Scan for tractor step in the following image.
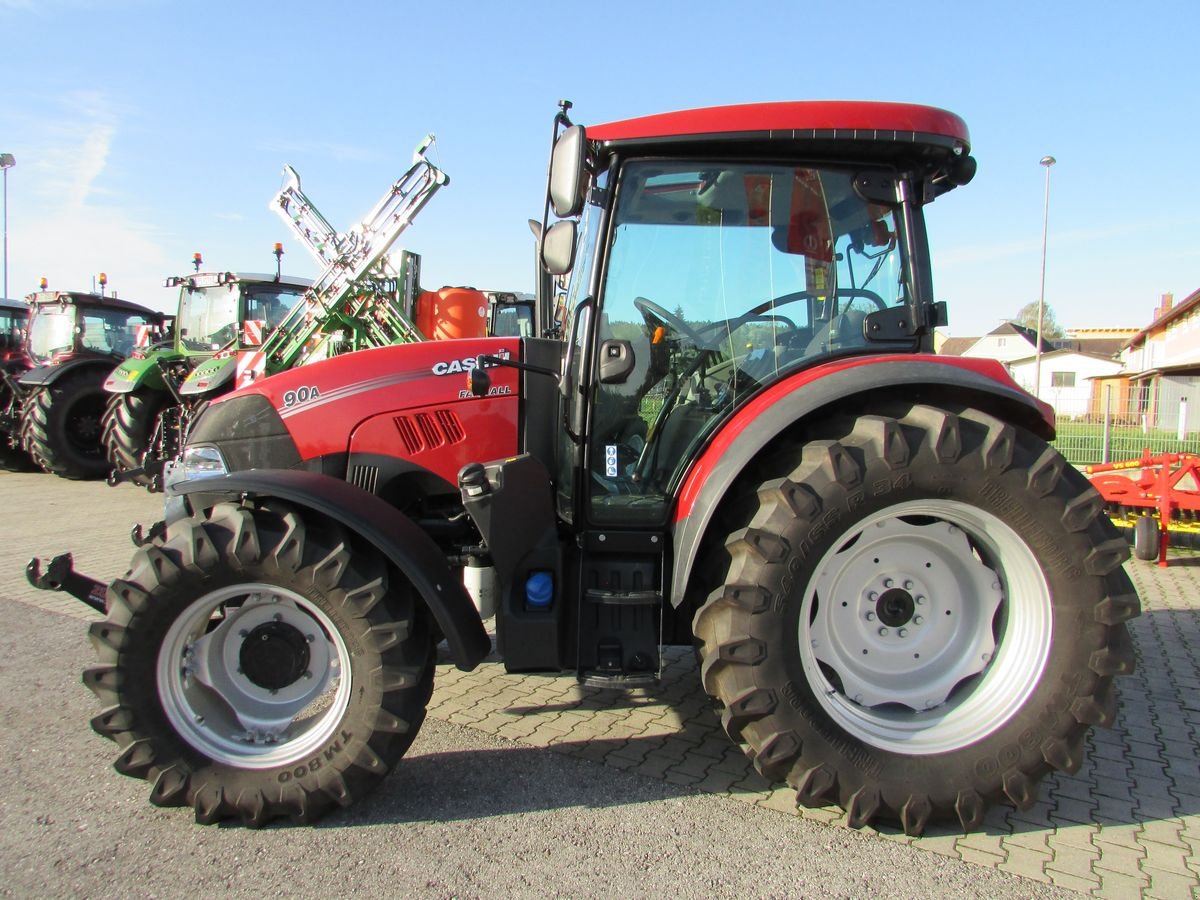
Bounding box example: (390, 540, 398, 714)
(25, 553, 107, 613)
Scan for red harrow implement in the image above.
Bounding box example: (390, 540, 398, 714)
(1085, 451, 1200, 566)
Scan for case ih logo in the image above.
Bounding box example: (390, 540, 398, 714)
(430, 349, 510, 376)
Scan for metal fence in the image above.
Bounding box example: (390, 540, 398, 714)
(1050, 377, 1200, 467)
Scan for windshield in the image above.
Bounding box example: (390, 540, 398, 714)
(588, 160, 911, 523)
(28, 306, 75, 362)
(179, 284, 240, 351)
(178, 283, 305, 351)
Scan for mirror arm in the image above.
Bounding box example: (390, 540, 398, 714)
(478, 354, 560, 382)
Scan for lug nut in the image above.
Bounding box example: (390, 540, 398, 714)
(866, 612, 876, 621)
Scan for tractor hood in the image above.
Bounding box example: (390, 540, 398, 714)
(182, 337, 524, 489)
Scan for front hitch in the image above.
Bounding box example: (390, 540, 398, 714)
(25, 554, 108, 614)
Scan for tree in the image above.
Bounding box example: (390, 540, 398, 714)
(1012, 301, 1065, 341)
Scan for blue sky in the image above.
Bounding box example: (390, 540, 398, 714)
(1, 0, 1196, 337)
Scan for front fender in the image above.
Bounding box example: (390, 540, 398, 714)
(669, 354, 1054, 608)
(169, 469, 491, 670)
(105, 353, 170, 393)
(180, 354, 235, 397)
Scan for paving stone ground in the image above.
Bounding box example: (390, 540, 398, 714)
(4, 472, 1198, 898)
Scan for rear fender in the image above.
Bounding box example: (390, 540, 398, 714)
(170, 469, 491, 670)
(18, 357, 116, 388)
(669, 354, 1054, 609)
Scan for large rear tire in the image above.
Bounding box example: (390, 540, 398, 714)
(23, 370, 109, 479)
(102, 389, 171, 487)
(84, 501, 434, 825)
(693, 403, 1140, 835)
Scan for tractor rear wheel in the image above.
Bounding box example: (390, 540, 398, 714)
(23, 371, 110, 479)
(693, 402, 1139, 835)
(84, 501, 434, 825)
(102, 389, 171, 486)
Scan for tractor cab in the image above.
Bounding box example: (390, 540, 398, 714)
(167, 271, 311, 356)
(24, 290, 167, 368)
(465, 101, 979, 682)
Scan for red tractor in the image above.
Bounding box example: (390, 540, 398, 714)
(41, 101, 1139, 834)
(0, 296, 33, 468)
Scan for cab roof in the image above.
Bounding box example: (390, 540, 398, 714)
(588, 100, 970, 155)
(25, 290, 164, 318)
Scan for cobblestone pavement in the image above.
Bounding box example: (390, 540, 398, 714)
(5, 472, 1199, 898)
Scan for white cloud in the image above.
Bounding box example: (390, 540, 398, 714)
(4, 92, 174, 310)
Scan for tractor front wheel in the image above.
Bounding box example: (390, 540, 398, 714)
(84, 501, 434, 825)
(694, 403, 1139, 835)
(102, 389, 172, 486)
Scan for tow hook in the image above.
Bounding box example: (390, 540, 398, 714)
(106, 466, 145, 487)
(25, 554, 108, 614)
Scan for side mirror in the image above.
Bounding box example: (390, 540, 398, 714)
(541, 220, 577, 276)
(549, 125, 587, 218)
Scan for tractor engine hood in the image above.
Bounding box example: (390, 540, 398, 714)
(181, 337, 524, 487)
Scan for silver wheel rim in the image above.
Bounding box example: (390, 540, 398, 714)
(157, 583, 351, 769)
(800, 499, 1052, 755)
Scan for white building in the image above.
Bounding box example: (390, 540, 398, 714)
(1007, 350, 1125, 418)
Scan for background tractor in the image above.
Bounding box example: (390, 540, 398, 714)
(15, 284, 168, 479)
(102, 262, 313, 489)
(0, 295, 32, 469)
(36, 100, 1139, 834)
(102, 137, 488, 490)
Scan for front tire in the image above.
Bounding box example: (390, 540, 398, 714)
(84, 501, 434, 825)
(102, 389, 171, 487)
(694, 403, 1139, 835)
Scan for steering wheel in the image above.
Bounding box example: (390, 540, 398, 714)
(634, 296, 708, 348)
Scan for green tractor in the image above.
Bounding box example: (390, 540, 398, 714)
(102, 137, 453, 490)
(102, 261, 312, 489)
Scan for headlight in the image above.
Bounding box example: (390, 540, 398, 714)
(180, 444, 229, 481)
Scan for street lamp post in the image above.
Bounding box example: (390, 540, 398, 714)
(0, 153, 15, 301)
(1033, 154, 1056, 400)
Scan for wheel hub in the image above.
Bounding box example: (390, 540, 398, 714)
(876, 587, 915, 627)
(808, 517, 1003, 711)
(159, 587, 347, 768)
(799, 500, 1054, 755)
(239, 621, 311, 691)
